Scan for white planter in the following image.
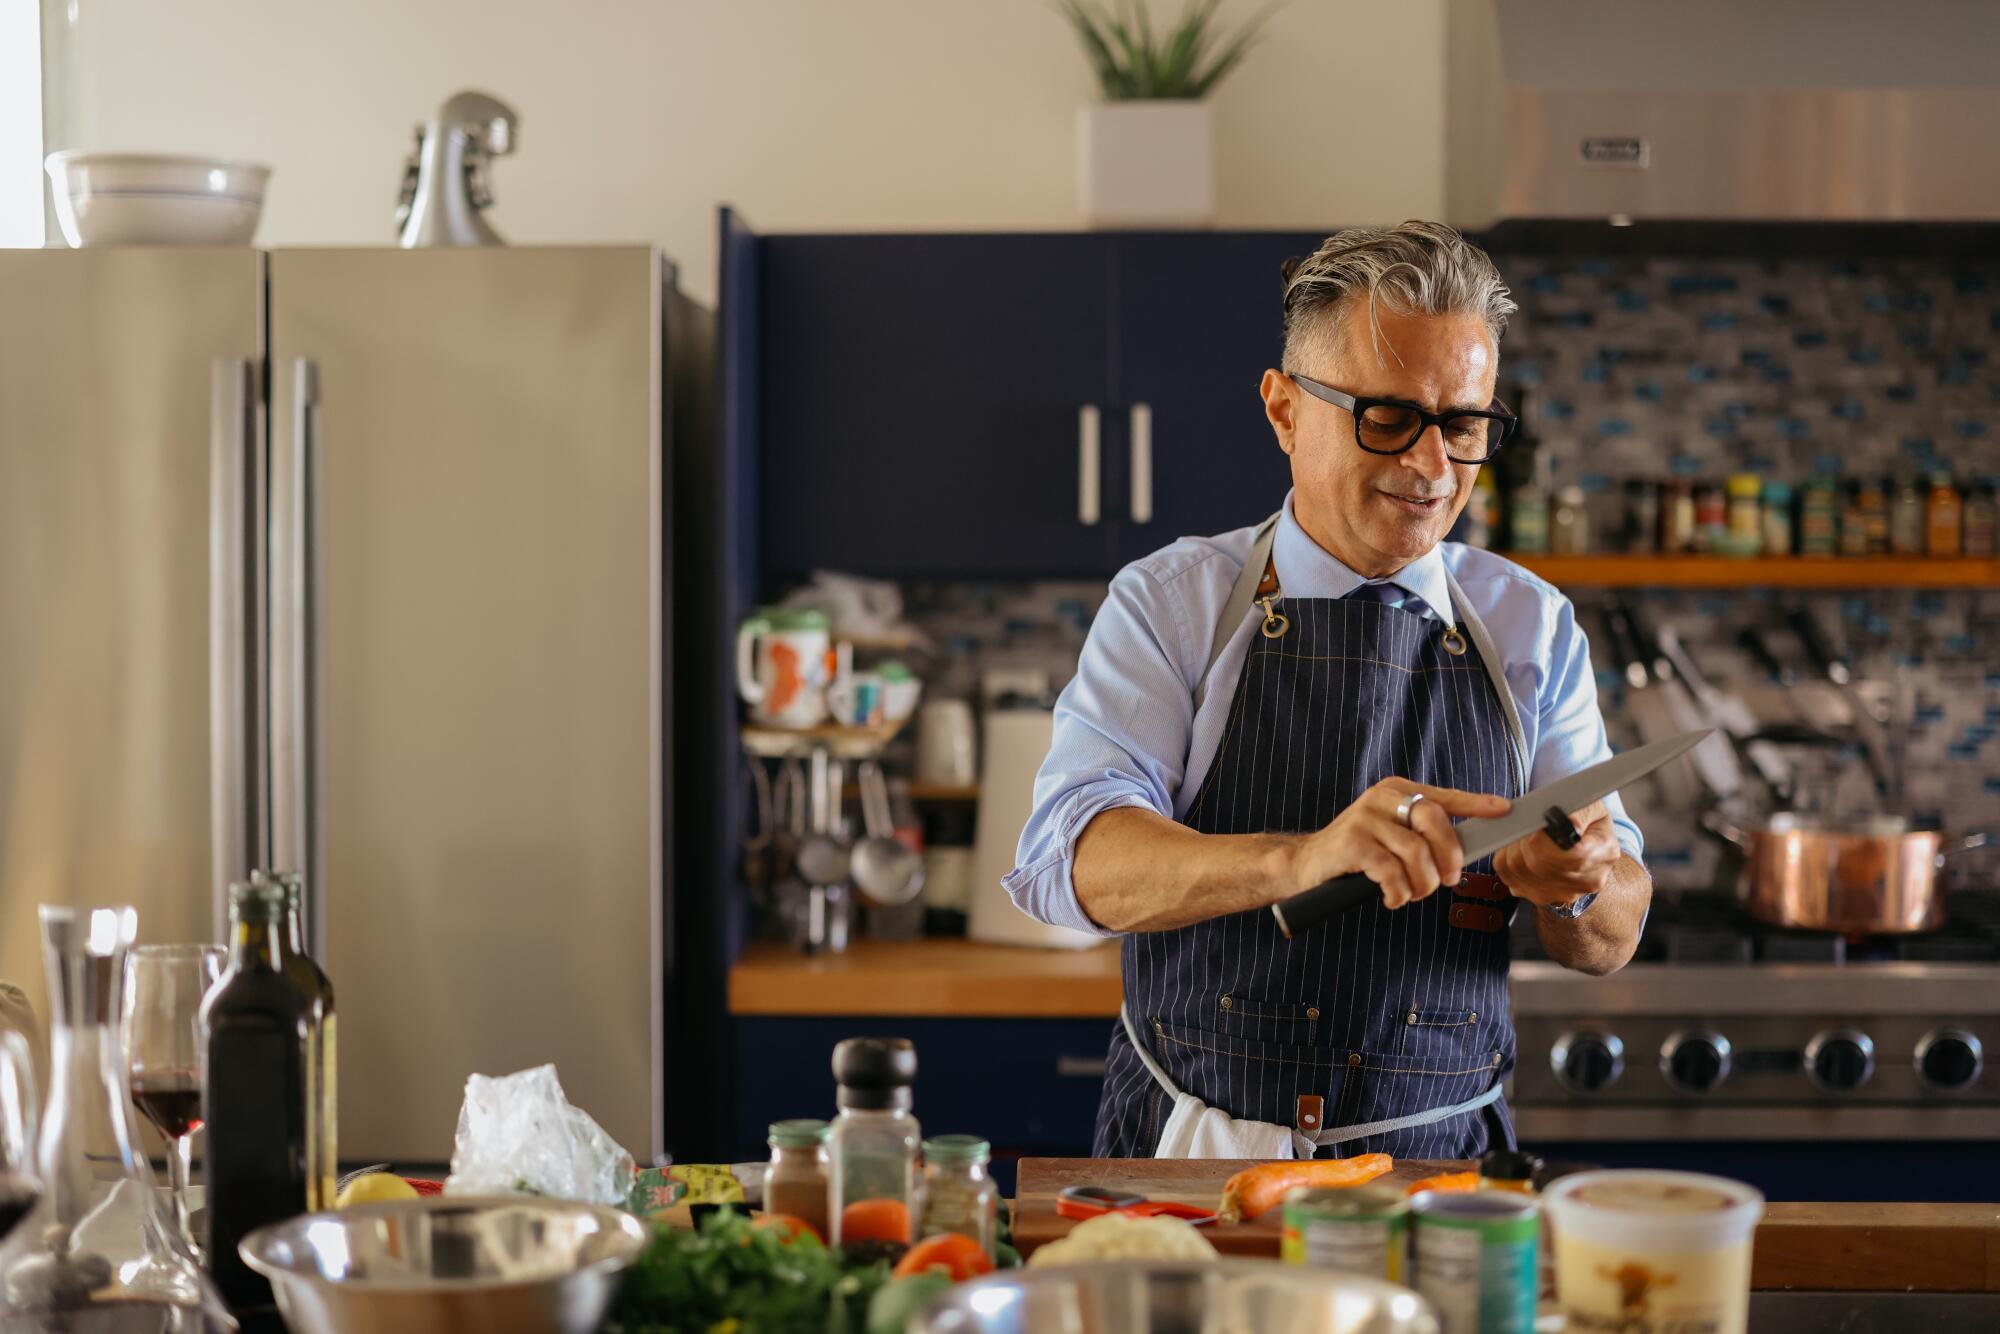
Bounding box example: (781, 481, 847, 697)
(1076, 100, 1216, 229)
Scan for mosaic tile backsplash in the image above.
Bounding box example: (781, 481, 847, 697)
(893, 249, 2000, 900)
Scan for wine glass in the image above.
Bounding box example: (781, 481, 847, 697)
(124, 943, 224, 1250)
(0, 1029, 37, 1243)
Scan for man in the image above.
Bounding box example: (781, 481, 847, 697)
(1006, 222, 1646, 1160)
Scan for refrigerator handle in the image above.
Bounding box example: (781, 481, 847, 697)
(273, 357, 323, 952)
(210, 358, 264, 939)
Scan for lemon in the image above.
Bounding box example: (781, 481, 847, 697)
(336, 1172, 420, 1208)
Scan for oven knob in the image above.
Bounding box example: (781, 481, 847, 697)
(1916, 1028, 1984, 1092)
(1552, 1031, 1624, 1093)
(1661, 1031, 1732, 1094)
(1805, 1029, 1876, 1093)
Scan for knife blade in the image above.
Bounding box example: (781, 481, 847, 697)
(1270, 727, 1713, 938)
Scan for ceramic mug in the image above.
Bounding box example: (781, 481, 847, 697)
(736, 609, 830, 728)
(825, 672, 885, 728)
(877, 661, 924, 724)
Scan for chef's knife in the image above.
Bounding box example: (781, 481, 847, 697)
(1271, 727, 1713, 938)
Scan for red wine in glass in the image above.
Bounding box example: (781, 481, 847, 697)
(131, 1069, 203, 1140)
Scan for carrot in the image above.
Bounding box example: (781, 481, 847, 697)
(1217, 1153, 1394, 1223)
(1404, 1171, 1481, 1196)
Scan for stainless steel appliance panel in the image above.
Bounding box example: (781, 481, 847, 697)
(0, 249, 262, 993)
(268, 248, 661, 1162)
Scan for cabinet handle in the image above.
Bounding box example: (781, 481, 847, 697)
(1129, 402, 1153, 523)
(1077, 404, 1101, 525)
(209, 357, 264, 934)
(273, 358, 323, 951)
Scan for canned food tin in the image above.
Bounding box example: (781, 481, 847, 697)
(1411, 1188, 1539, 1334)
(1280, 1182, 1410, 1283)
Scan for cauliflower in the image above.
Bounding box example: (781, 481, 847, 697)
(1026, 1212, 1220, 1268)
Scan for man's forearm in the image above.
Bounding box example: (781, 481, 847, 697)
(1073, 807, 1299, 932)
(1533, 854, 1649, 975)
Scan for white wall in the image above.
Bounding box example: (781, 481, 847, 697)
(61, 1, 1444, 304)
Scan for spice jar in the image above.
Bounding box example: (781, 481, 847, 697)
(828, 1037, 921, 1246)
(919, 1134, 999, 1258)
(1662, 479, 1697, 553)
(1724, 474, 1762, 556)
(1761, 481, 1794, 557)
(1889, 475, 1926, 555)
(1926, 473, 1962, 557)
(1693, 483, 1726, 553)
(1550, 485, 1590, 554)
(1623, 479, 1659, 554)
(1964, 481, 1997, 556)
(1798, 477, 1838, 556)
(764, 1119, 831, 1242)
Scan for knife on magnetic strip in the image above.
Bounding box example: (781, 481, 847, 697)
(1270, 728, 1712, 938)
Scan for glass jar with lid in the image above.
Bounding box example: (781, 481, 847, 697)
(919, 1135, 999, 1258)
(764, 1118, 831, 1242)
(827, 1038, 920, 1246)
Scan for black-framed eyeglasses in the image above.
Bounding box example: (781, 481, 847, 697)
(1288, 372, 1518, 464)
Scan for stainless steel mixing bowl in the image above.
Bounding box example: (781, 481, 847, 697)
(239, 1195, 649, 1334)
(913, 1260, 1440, 1334)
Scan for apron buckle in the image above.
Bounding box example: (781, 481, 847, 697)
(1258, 595, 1289, 639)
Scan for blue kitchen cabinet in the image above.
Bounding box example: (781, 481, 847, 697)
(759, 233, 1120, 580)
(733, 1016, 1111, 1191)
(1110, 232, 1318, 563)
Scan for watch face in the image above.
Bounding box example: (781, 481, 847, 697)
(1545, 890, 1599, 920)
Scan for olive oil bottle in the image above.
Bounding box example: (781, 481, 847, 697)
(271, 870, 337, 1211)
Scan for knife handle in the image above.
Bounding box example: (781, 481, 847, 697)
(1270, 872, 1378, 937)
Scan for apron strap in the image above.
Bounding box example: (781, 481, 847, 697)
(1443, 567, 1532, 793)
(1192, 512, 1282, 716)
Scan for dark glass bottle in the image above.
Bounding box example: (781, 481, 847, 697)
(271, 870, 337, 1212)
(201, 879, 312, 1320)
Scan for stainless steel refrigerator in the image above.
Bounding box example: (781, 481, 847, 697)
(0, 246, 671, 1164)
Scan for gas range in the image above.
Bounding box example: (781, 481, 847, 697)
(1508, 960, 2000, 1141)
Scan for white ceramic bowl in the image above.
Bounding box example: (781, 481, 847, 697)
(45, 152, 271, 247)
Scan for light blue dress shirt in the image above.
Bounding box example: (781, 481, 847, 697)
(1004, 492, 1644, 936)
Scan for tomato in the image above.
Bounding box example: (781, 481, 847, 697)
(840, 1198, 913, 1245)
(754, 1212, 824, 1245)
(892, 1232, 994, 1282)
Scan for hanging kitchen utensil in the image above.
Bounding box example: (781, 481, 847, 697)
(1654, 623, 1791, 806)
(1602, 600, 1702, 808)
(1784, 606, 1897, 807)
(1273, 728, 1714, 937)
(850, 761, 924, 907)
(1628, 608, 1744, 803)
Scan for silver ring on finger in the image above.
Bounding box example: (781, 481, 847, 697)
(1394, 791, 1426, 828)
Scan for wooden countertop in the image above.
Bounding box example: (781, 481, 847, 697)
(728, 938, 1123, 1017)
(1014, 1158, 2000, 1292)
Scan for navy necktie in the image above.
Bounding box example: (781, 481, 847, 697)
(1347, 581, 1433, 621)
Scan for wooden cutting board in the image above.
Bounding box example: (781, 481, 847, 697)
(1012, 1156, 1466, 1258)
(1012, 1159, 2000, 1291)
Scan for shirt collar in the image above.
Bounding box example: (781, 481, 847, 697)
(1271, 490, 1453, 622)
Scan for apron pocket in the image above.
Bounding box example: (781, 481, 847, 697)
(1149, 1016, 1348, 1124)
(1337, 1045, 1504, 1130)
(1398, 1005, 1481, 1055)
(1200, 991, 1326, 1047)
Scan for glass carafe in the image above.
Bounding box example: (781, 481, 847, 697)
(0, 906, 235, 1332)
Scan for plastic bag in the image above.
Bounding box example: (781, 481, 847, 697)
(443, 1064, 635, 1205)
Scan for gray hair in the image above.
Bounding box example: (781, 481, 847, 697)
(1280, 220, 1516, 371)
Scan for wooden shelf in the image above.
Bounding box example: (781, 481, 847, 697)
(729, 938, 1123, 1018)
(1507, 554, 2000, 589)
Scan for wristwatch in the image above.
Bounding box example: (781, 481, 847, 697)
(1539, 889, 1600, 921)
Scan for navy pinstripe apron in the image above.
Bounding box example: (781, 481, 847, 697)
(1093, 535, 1527, 1160)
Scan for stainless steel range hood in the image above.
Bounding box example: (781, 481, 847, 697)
(1447, 0, 2000, 226)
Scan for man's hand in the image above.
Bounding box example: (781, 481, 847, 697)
(1493, 799, 1621, 910)
(1288, 779, 1512, 910)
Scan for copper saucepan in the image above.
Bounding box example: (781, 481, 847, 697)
(1711, 813, 1992, 934)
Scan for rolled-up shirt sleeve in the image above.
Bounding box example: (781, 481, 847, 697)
(1003, 559, 1199, 936)
(1534, 596, 1645, 863)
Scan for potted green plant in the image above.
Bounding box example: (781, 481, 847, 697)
(1058, 0, 1275, 227)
